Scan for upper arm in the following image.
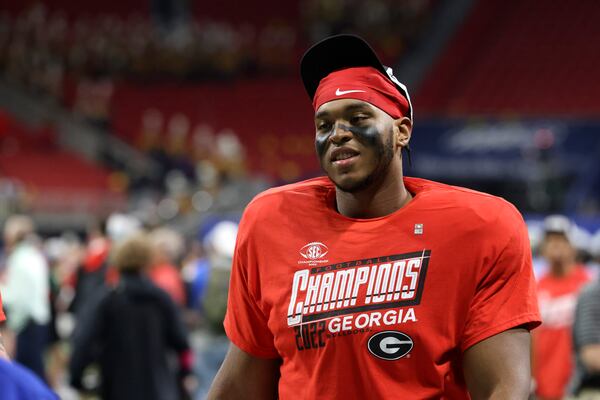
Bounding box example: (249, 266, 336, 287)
(463, 328, 531, 400)
(461, 205, 540, 351)
(207, 342, 280, 400)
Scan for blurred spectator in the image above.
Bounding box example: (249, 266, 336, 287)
(137, 108, 171, 189)
(213, 128, 246, 182)
(572, 279, 600, 398)
(533, 215, 593, 400)
(165, 113, 195, 181)
(0, 357, 59, 400)
(148, 227, 186, 306)
(43, 234, 82, 391)
(193, 220, 237, 398)
(69, 233, 192, 400)
(0, 215, 50, 381)
(73, 73, 114, 130)
(0, 1, 433, 103)
(68, 219, 111, 321)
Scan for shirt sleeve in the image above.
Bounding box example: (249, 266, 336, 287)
(461, 202, 541, 352)
(223, 209, 279, 359)
(573, 285, 600, 349)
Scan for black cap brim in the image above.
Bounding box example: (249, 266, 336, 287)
(300, 34, 412, 119)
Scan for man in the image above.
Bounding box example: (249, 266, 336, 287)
(0, 215, 50, 380)
(147, 227, 186, 306)
(572, 278, 600, 398)
(533, 215, 592, 399)
(208, 34, 541, 399)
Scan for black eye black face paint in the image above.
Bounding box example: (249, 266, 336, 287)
(315, 126, 332, 159)
(315, 122, 382, 160)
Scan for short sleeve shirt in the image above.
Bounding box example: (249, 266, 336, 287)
(224, 176, 541, 399)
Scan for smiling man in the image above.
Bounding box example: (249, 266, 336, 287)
(208, 34, 541, 399)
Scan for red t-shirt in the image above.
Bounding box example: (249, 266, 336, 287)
(534, 265, 591, 399)
(224, 176, 541, 399)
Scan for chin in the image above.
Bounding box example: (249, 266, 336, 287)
(330, 174, 371, 193)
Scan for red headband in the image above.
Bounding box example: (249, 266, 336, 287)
(312, 66, 410, 119)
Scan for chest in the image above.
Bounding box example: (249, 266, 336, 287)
(252, 217, 484, 359)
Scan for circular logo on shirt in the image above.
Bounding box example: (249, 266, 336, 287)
(299, 242, 329, 260)
(368, 331, 413, 360)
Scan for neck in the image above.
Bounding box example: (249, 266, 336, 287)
(550, 261, 576, 277)
(335, 164, 412, 218)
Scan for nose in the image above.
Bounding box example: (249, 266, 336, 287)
(329, 122, 352, 145)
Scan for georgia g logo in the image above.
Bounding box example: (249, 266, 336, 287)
(368, 331, 413, 360)
(299, 242, 328, 260)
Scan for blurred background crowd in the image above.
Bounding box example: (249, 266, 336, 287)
(0, 0, 599, 399)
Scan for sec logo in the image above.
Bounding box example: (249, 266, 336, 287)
(299, 242, 328, 260)
(368, 331, 413, 360)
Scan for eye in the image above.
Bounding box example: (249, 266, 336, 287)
(350, 114, 369, 125)
(316, 121, 333, 132)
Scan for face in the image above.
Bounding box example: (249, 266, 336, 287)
(314, 99, 404, 192)
(541, 233, 576, 266)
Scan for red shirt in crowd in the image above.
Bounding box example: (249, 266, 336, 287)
(534, 265, 592, 399)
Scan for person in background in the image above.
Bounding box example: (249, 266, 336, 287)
(533, 215, 593, 400)
(0, 215, 50, 381)
(43, 235, 82, 392)
(68, 218, 111, 320)
(571, 278, 600, 399)
(69, 233, 193, 400)
(148, 227, 187, 306)
(193, 221, 237, 399)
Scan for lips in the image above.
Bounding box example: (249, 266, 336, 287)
(330, 147, 360, 164)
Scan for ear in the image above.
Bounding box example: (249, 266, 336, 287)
(393, 117, 412, 149)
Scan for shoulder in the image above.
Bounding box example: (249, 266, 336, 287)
(0, 358, 58, 399)
(406, 177, 524, 227)
(241, 176, 332, 222)
(139, 276, 179, 306)
(11, 244, 46, 265)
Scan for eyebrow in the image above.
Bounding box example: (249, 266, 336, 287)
(314, 102, 374, 120)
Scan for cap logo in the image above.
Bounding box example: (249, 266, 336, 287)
(335, 88, 366, 96)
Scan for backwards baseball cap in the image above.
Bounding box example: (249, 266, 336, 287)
(300, 34, 413, 120)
